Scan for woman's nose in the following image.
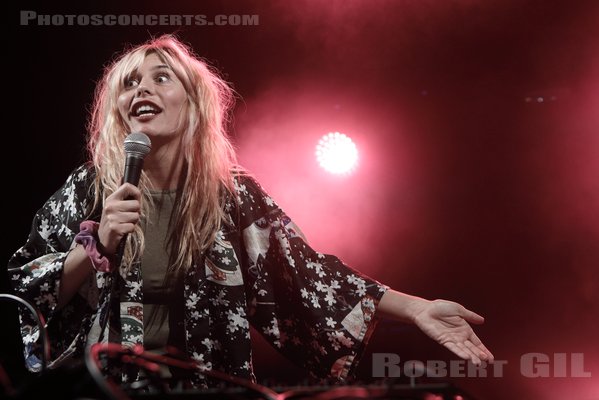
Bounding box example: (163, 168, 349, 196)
(135, 80, 152, 97)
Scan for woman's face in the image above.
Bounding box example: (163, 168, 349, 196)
(117, 53, 188, 140)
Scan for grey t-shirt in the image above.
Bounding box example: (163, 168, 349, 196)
(141, 189, 183, 351)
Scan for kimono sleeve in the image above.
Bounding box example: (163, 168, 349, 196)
(234, 175, 389, 382)
(7, 164, 96, 371)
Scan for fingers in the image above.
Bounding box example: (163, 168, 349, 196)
(445, 336, 494, 365)
(111, 183, 142, 202)
(103, 212, 141, 226)
(105, 183, 142, 214)
(459, 308, 494, 362)
(443, 342, 471, 362)
(457, 341, 482, 365)
(98, 183, 143, 254)
(464, 340, 489, 365)
(459, 306, 485, 325)
(104, 199, 141, 214)
(429, 300, 494, 365)
(467, 332, 495, 362)
(98, 214, 140, 255)
(454, 307, 494, 363)
(446, 341, 483, 365)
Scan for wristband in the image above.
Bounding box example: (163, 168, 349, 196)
(74, 220, 116, 272)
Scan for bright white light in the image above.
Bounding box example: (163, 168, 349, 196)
(315, 132, 358, 174)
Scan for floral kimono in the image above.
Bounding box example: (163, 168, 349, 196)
(8, 164, 387, 386)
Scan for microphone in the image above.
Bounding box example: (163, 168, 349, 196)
(123, 132, 152, 186)
(113, 132, 151, 268)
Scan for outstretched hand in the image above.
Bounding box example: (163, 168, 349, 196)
(412, 299, 494, 365)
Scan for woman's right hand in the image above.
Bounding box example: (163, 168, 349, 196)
(97, 183, 142, 255)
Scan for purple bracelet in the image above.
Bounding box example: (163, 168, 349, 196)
(74, 220, 115, 273)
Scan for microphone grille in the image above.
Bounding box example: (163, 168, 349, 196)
(124, 132, 152, 157)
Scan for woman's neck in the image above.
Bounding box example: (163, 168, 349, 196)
(143, 136, 184, 191)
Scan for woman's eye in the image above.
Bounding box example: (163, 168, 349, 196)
(125, 78, 139, 88)
(156, 74, 170, 83)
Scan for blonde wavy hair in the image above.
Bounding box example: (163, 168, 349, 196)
(87, 34, 238, 273)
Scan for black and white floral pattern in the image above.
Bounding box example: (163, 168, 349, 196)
(9, 164, 388, 386)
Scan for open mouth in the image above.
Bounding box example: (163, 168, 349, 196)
(130, 101, 163, 118)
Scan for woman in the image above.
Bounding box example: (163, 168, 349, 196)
(8, 35, 492, 388)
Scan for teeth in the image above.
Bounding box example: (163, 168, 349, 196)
(134, 104, 159, 116)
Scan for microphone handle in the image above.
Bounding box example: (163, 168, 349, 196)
(114, 235, 128, 270)
(114, 153, 145, 269)
(123, 153, 145, 185)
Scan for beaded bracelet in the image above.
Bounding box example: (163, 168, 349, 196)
(74, 220, 116, 272)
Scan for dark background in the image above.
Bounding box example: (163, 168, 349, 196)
(3, 1, 599, 399)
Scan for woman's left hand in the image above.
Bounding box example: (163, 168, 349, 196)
(412, 299, 494, 365)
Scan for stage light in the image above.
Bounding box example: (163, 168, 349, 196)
(315, 132, 358, 174)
